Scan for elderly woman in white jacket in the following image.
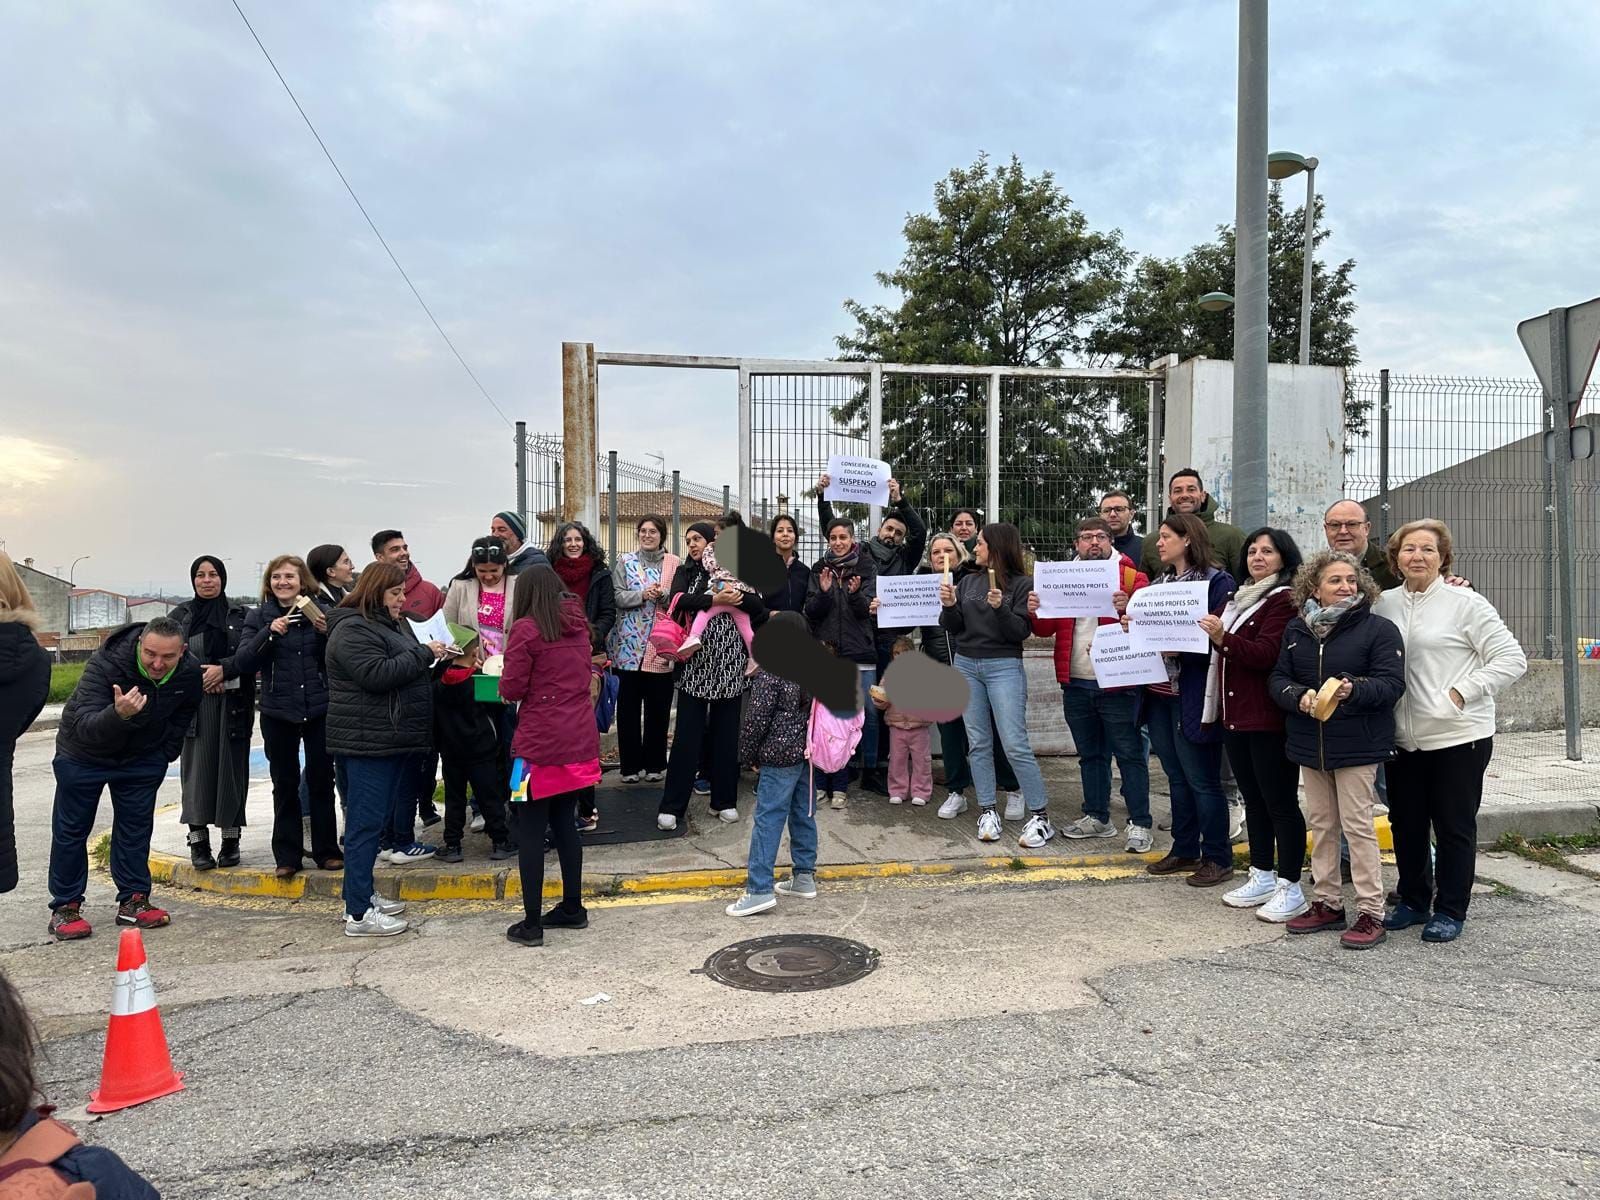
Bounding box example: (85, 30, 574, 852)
(1372, 519, 1526, 944)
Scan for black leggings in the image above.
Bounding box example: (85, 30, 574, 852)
(1224, 730, 1304, 882)
(514, 790, 586, 925)
(617, 669, 674, 775)
(1386, 739, 1492, 921)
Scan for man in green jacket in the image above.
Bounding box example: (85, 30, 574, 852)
(1139, 469, 1246, 579)
(1322, 498, 1400, 590)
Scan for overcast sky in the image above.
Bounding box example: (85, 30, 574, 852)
(3, 0, 1597, 595)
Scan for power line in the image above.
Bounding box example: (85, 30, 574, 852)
(229, 0, 512, 428)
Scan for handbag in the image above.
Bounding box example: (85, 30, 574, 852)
(593, 654, 620, 733)
(647, 593, 687, 657)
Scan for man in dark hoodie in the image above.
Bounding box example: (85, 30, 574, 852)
(1139, 468, 1245, 582)
(816, 471, 927, 792)
(47, 617, 202, 941)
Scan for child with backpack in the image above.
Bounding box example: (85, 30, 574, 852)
(814, 641, 855, 809)
(871, 636, 934, 807)
(432, 643, 518, 864)
(726, 614, 862, 917)
(0, 969, 160, 1198)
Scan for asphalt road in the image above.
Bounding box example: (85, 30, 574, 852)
(4, 727, 1598, 1199)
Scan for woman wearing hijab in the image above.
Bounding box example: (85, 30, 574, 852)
(169, 556, 255, 870)
(609, 516, 680, 782)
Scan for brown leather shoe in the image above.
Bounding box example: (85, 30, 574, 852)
(1185, 861, 1235, 888)
(274, 866, 298, 879)
(1146, 854, 1201, 876)
(1287, 901, 1347, 935)
(1340, 912, 1388, 950)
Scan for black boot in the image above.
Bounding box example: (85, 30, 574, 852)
(217, 833, 241, 868)
(188, 828, 216, 871)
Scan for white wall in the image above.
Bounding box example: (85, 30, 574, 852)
(1162, 358, 1345, 562)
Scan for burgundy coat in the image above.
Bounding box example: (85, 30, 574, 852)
(1213, 587, 1295, 733)
(500, 596, 599, 767)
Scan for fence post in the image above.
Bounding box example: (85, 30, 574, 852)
(671, 470, 682, 555)
(737, 363, 752, 524)
(1377, 369, 1391, 546)
(1542, 393, 1557, 661)
(562, 342, 599, 529)
(607, 450, 619, 564)
(514, 420, 527, 533)
(986, 368, 1002, 520)
(1145, 376, 1163, 527)
(1545, 310, 1584, 761)
(868, 362, 883, 532)
(722, 485, 730, 517)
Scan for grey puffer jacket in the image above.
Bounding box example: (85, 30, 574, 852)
(324, 606, 435, 757)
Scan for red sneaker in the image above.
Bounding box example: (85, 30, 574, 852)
(1286, 901, 1347, 935)
(116, 893, 170, 928)
(48, 904, 93, 941)
(1340, 912, 1388, 950)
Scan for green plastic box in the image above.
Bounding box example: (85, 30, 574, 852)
(471, 673, 504, 704)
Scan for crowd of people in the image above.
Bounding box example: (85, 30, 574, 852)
(0, 468, 1530, 953)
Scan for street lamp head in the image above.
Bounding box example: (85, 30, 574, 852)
(1267, 150, 1318, 179)
(1197, 291, 1235, 312)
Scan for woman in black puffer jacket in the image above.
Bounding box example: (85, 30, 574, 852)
(236, 554, 340, 877)
(324, 563, 451, 937)
(1270, 550, 1406, 950)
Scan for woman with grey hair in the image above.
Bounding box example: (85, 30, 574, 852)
(1269, 550, 1406, 950)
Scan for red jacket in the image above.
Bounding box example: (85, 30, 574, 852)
(1214, 586, 1295, 733)
(1030, 555, 1149, 685)
(499, 596, 599, 767)
(402, 563, 445, 620)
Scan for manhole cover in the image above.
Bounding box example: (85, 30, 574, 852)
(695, 934, 880, 993)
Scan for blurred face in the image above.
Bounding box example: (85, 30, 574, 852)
(489, 517, 522, 551)
(929, 537, 959, 572)
(685, 530, 707, 560)
(1098, 496, 1132, 535)
(828, 525, 853, 555)
(772, 519, 797, 555)
(1156, 525, 1189, 567)
(139, 632, 184, 677)
(269, 564, 301, 602)
(193, 562, 223, 599)
(561, 529, 586, 559)
(1168, 475, 1204, 514)
(1316, 562, 1360, 606)
(877, 516, 907, 546)
(328, 552, 355, 587)
(1397, 529, 1443, 584)
(974, 533, 990, 566)
(378, 538, 411, 571)
(382, 584, 406, 621)
(474, 561, 504, 587)
(1323, 501, 1370, 554)
(1075, 527, 1113, 561)
(1246, 535, 1283, 582)
(637, 522, 662, 552)
(950, 512, 978, 540)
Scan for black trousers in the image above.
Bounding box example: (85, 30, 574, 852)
(441, 747, 510, 846)
(617, 669, 674, 775)
(1224, 729, 1304, 882)
(660, 692, 740, 818)
(260, 713, 339, 869)
(1386, 739, 1493, 921)
(514, 791, 584, 925)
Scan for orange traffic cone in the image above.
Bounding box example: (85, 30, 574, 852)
(86, 929, 184, 1113)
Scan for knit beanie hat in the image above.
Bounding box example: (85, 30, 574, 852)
(494, 510, 528, 544)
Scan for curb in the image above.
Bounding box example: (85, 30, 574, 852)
(144, 818, 1407, 905)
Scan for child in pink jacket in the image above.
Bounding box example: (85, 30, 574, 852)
(872, 637, 933, 806)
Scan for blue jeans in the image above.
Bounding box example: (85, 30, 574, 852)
(340, 753, 412, 920)
(744, 762, 819, 896)
(1145, 694, 1229, 866)
(954, 655, 1048, 812)
(1061, 681, 1150, 827)
(854, 666, 878, 769)
(48, 753, 167, 909)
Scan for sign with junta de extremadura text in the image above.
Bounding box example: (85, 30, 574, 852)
(823, 455, 891, 507)
(1125, 581, 1210, 654)
(874, 574, 943, 629)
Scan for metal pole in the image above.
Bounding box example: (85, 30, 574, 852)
(1232, 0, 1270, 529)
(986, 368, 1002, 520)
(1378, 369, 1391, 546)
(1546, 307, 1583, 760)
(1541, 395, 1557, 661)
(1145, 377, 1163, 528)
(1298, 162, 1317, 366)
(868, 362, 883, 532)
(514, 420, 527, 533)
(671, 470, 682, 555)
(562, 342, 599, 528)
(722, 485, 731, 517)
(607, 450, 619, 564)
(737, 364, 752, 525)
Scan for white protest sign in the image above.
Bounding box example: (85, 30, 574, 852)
(1033, 558, 1119, 619)
(824, 455, 891, 508)
(875, 574, 942, 629)
(1089, 624, 1169, 688)
(1126, 581, 1210, 653)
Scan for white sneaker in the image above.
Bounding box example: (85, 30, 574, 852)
(937, 792, 968, 819)
(1124, 824, 1154, 854)
(1257, 878, 1310, 923)
(1018, 813, 1056, 849)
(816, 790, 830, 806)
(977, 808, 1002, 842)
(889, 795, 905, 806)
(1372, 800, 1390, 816)
(775, 872, 818, 899)
(1061, 815, 1118, 839)
(909, 796, 928, 807)
(1223, 866, 1279, 908)
(1228, 803, 1246, 842)
(644, 770, 666, 782)
(619, 773, 641, 783)
(657, 813, 678, 831)
(725, 892, 776, 918)
(344, 907, 408, 937)
(830, 792, 847, 810)
(718, 807, 739, 823)
(468, 814, 486, 833)
(369, 893, 405, 917)
(1003, 792, 1025, 822)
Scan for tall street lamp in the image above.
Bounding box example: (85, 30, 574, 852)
(69, 555, 90, 584)
(1268, 150, 1319, 365)
(1197, 292, 1235, 312)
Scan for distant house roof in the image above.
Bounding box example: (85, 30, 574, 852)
(70, 587, 128, 600)
(15, 563, 70, 587)
(536, 490, 725, 522)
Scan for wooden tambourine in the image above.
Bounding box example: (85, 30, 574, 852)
(1311, 677, 1345, 722)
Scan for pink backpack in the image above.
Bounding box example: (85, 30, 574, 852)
(807, 699, 864, 773)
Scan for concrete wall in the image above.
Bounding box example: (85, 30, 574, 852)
(1496, 659, 1600, 734)
(1162, 358, 1345, 562)
(15, 563, 70, 637)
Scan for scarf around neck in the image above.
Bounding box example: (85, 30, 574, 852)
(823, 542, 861, 572)
(1230, 573, 1283, 616)
(633, 545, 666, 567)
(554, 553, 595, 599)
(185, 554, 231, 661)
(1302, 593, 1361, 640)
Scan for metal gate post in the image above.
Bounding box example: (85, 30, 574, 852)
(868, 362, 883, 531)
(514, 420, 527, 533)
(737, 363, 752, 524)
(1546, 309, 1583, 760)
(1145, 377, 1163, 527)
(607, 450, 619, 563)
(1378, 369, 1391, 546)
(987, 368, 1002, 520)
(671, 470, 682, 555)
